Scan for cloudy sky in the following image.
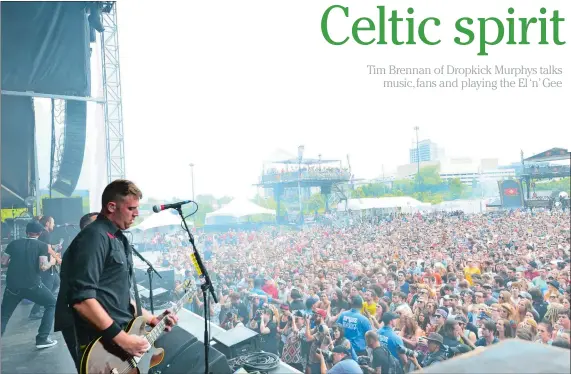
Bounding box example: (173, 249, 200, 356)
(35, 0, 571, 201)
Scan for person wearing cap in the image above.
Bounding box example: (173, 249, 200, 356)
(378, 312, 407, 366)
(332, 296, 371, 356)
(1, 221, 58, 349)
(418, 332, 448, 368)
(316, 344, 362, 374)
(306, 309, 333, 374)
(433, 308, 448, 330)
(545, 280, 562, 301)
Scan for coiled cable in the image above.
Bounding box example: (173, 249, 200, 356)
(228, 352, 281, 373)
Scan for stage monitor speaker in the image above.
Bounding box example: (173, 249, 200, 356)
(152, 339, 232, 374)
(136, 267, 175, 291)
(52, 100, 87, 196)
(150, 325, 198, 374)
(212, 325, 260, 359)
(42, 197, 84, 225)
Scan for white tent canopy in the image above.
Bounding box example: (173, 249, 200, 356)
(205, 198, 275, 224)
(337, 197, 429, 212)
(129, 209, 183, 231)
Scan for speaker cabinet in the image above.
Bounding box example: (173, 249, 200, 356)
(212, 325, 260, 359)
(136, 267, 175, 291)
(52, 100, 87, 196)
(42, 197, 84, 225)
(151, 328, 231, 374)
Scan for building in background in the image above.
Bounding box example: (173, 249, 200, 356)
(409, 139, 444, 163)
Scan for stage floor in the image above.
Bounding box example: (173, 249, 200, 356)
(1, 303, 76, 374)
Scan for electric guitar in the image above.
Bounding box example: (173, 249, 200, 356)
(53, 238, 64, 273)
(79, 282, 193, 374)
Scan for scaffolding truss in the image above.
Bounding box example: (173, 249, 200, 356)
(49, 99, 66, 197)
(101, 3, 126, 183)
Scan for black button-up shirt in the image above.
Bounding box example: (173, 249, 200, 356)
(55, 215, 134, 339)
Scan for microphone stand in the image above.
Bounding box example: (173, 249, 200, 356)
(131, 245, 163, 315)
(174, 206, 217, 374)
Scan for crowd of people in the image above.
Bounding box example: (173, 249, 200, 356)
(154, 209, 571, 373)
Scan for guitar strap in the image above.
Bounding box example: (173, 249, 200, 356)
(132, 265, 143, 317)
(123, 236, 143, 318)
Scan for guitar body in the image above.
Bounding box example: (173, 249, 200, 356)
(80, 317, 165, 374)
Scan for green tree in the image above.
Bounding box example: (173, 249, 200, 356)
(448, 178, 464, 199)
(534, 177, 570, 194)
(414, 166, 442, 192)
(393, 179, 415, 194)
(307, 193, 325, 212)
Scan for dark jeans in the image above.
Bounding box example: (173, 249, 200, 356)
(30, 269, 60, 315)
(1, 283, 56, 342)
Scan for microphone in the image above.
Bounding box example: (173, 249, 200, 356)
(56, 223, 77, 228)
(152, 200, 192, 213)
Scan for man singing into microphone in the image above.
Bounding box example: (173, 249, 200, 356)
(55, 180, 178, 371)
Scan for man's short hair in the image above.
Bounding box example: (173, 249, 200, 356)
(80, 212, 99, 230)
(365, 330, 379, 342)
(483, 320, 497, 333)
(102, 179, 142, 208)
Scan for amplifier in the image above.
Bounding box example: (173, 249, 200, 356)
(135, 267, 175, 291)
(212, 325, 260, 359)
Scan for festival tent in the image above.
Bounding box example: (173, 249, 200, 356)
(129, 209, 183, 231)
(336, 197, 430, 212)
(432, 199, 490, 214)
(205, 198, 276, 225)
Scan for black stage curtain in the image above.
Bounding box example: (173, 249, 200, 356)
(1, 1, 91, 96)
(1, 96, 36, 208)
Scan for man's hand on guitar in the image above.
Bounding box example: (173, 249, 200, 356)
(114, 332, 150, 358)
(150, 309, 179, 332)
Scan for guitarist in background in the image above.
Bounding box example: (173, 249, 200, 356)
(56, 179, 178, 371)
(29, 215, 63, 320)
(1, 221, 58, 349)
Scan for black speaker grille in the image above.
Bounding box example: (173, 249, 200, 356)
(52, 100, 87, 196)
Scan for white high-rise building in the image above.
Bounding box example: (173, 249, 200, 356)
(410, 139, 443, 163)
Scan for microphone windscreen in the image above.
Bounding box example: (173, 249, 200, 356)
(152, 205, 161, 213)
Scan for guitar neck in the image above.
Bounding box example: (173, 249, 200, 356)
(144, 288, 193, 346)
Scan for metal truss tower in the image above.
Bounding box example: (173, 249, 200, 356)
(101, 3, 126, 182)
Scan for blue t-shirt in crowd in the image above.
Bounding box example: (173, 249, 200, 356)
(378, 325, 405, 362)
(337, 309, 371, 352)
(327, 358, 362, 374)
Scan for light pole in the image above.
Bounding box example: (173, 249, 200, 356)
(298, 145, 304, 224)
(414, 126, 420, 191)
(189, 163, 195, 201)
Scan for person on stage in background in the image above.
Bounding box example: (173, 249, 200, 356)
(29, 215, 62, 320)
(54, 211, 99, 371)
(79, 212, 98, 230)
(1, 221, 58, 349)
(55, 180, 178, 371)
